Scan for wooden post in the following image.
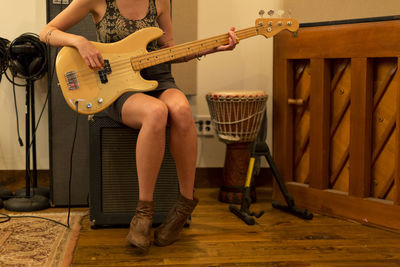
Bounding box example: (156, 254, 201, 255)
(349, 58, 373, 198)
(309, 59, 331, 189)
(395, 57, 400, 205)
(273, 58, 294, 183)
(272, 57, 294, 202)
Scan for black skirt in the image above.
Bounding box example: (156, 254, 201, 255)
(104, 63, 180, 123)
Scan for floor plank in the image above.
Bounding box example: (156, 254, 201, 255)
(71, 188, 400, 266)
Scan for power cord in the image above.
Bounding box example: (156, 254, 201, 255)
(0, 37, 9, 82)
(67, 101, 80, 228)
(0, 212, 68, 228)
(11, 76, 24, 146)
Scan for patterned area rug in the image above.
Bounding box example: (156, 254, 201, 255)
(0, 211, 86, 267)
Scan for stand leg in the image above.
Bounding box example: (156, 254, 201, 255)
(0, 187, 13, 200)
(229, 110, 312, 224)
(25, 81, 31, 197)
(261, 143, 294, 207)
(229, 153, 264, 225)
(30, 80, 38, 188)
(261, 144, 313, 220)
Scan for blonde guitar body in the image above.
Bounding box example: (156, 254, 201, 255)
(56, 27, 163, 114)
(56, 16, 299, 114)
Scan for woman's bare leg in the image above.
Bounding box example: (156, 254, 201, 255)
(158, 89, 197, 200)
(121, 93, 168, 201)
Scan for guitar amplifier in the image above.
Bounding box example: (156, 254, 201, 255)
(89, 114, 180, 227)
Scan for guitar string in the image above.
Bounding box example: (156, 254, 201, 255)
(67, 27, 261, 86)
(69, 29, 265, 88)
(68, 26, 260, 77)
(65, 19, 293, 79)
(67, 23, 290, 86)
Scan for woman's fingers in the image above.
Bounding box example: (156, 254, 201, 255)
(217, 27, 238, 51)
(77, 38, 104, 69)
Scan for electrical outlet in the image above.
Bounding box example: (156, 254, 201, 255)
(195, 115, 214, 136)
(53, 0, 70, 4)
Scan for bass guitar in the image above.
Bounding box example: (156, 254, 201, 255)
(56, 16, 299, 114)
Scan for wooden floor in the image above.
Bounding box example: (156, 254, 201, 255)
(70, 188, 400, 266)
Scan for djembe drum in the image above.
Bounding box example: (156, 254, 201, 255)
(206, 91, 268, 204)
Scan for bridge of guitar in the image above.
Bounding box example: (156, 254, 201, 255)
(65, 59, 112, 91)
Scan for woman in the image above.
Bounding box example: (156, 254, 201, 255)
(40, 0, 237, 251)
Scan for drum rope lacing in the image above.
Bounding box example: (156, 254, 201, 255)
(211, 109, 265, 125)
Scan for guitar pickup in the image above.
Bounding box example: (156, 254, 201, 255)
(98, 70, 108, 84)
(65, 71, 79, 90)
(98, 59, 111, 84)
(103, 59, 111, 74)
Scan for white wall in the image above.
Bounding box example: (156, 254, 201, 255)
(0, 0, 48, 170)
(193, 0, 282, 167)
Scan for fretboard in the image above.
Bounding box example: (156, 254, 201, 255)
(130, 26, 261, 70)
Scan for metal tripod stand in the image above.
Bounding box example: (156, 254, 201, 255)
(229, 110, 313, 225)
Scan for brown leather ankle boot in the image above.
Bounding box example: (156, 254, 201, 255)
(126, 201, 154, 250)
(154, 194, 198, 246)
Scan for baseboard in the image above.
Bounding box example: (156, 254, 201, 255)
(0, 170, 50, 193)
(0, 167, 272, 192)
(195, 167, 272, 188)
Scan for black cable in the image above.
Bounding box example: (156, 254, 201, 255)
(67, 101, 80, 228)
(0, 212, 68, 228)
(12, 76, 24, 146)
(0, 37, 9, 82)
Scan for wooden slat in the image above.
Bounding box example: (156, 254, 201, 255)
(309, 59, 330, 189)
(272, 57, 294, 200)
(286, 182, 400, 230)
(273, 57, 294, 183)
(349, 58, 373, 198)
(396, 57, 400, 205)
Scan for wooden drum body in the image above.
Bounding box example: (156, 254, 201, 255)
(206, 91, 268, 203)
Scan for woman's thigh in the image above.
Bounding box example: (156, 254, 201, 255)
(121, 92, 168, 129)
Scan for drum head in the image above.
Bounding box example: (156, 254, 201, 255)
(206, 91, 268, 100)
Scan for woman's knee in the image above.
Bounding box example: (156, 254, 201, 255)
(169, 102, 195, 130)
(143, 101, 169, 130)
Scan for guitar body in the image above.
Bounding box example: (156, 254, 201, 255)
(56, 27, 163, 114)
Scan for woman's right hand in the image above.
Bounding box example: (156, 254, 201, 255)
(74, 36, 104, 69)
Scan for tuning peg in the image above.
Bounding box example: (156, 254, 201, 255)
(258, 10, 265, 18)
(277, 10, 285, 18)
(267, 10, 274, 17)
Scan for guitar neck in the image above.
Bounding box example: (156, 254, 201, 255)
(131, 26, 259, 70)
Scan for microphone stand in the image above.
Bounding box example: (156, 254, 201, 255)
(5, 79, 50, 211)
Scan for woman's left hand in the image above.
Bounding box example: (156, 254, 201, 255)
(216, 27, 238, 51)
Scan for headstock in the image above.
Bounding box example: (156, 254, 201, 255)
(255, 9, 299, 38)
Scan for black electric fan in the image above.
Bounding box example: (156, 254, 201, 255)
(4, 33, 50, 212)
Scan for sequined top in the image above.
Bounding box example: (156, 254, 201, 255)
(95, 0, 159, 51)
